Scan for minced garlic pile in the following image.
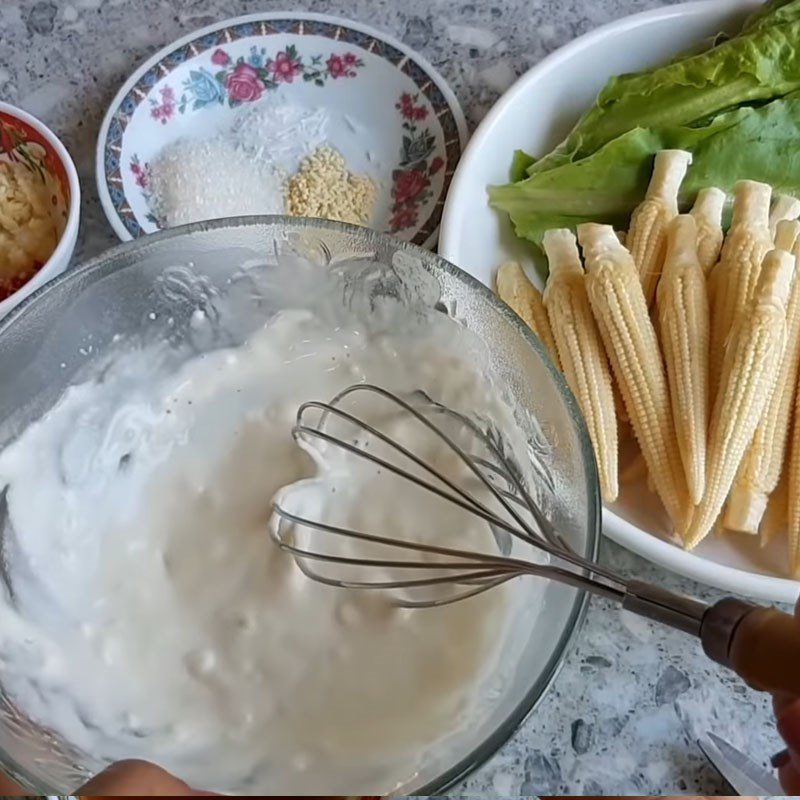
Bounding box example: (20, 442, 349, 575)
(286, 145, 376, 225)
(0, 161, 58, 297)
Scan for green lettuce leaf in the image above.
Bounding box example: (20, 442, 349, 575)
(490, 91, 800, 257)
(527, 18, 800, 176)
(509, 149, 537, 182)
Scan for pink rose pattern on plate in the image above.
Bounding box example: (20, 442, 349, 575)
(211, 48, 231, 67)
(270, 50, 302, 83)
(128, 154, 159, 225)
(173, 44, 364, 114)
(226, 62, 266, 102)
(326, 52, 360, 79)
(389, 92, 444, 234)
(148, 86, 176, 124)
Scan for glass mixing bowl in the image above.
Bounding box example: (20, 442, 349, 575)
(0, 216, 599, 794)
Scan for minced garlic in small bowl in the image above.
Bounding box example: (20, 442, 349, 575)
(0, 102, 80, 319)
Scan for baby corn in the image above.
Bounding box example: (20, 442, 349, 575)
(774, 218, 800, 252)
(543, 229, 618, 502)
(627, 150, 692, 307)
(769, 193, 800, 240)
(656, 215, 709, 506)
(686, 249, 793, 550)
(579, 223, 688, 531)
(708, 180, 772, 404)
(496, 260, 560, 366)
(789, 375, 800, 576)
(726, 226, 800, 533)
(690, 187, 726, 275)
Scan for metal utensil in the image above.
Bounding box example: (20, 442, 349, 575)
(699, 731, 784, 795)
(271, 383, 800, 696)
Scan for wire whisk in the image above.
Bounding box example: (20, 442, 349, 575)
(269, 384, 800, 702)
(272, 383, 639, 608)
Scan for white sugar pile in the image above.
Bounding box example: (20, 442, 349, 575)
(234, 103, 329, 174)
(148, 102, 329, 228)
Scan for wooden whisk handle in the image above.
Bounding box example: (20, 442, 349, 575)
(621, 582, 800, 694)
(701, 597, 800, 695)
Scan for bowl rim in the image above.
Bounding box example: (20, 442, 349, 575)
(93, 10, 469, 249)
(439, 0, 800, 604)
(0, 215, 599, 795)
(0, 101, 81, 317)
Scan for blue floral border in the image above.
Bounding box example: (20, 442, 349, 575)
(102, 18, 463, 245)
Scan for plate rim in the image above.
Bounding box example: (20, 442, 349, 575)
(95, 10, 468, 248)
(439, 0, 799, 603)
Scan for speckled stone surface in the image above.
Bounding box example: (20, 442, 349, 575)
(0, 0, 795, 795)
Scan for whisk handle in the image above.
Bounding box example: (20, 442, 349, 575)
(621, 582, 800, 693)
(701, 598, 800, 695)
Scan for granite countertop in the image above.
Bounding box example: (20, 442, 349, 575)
(0, 0, 793, 795)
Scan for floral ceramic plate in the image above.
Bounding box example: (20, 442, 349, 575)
(96, 12, 467, 249)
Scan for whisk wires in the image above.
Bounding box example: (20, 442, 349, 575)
(270, 384, 623, 607)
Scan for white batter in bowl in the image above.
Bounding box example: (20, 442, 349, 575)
(0, 218, 598, 795)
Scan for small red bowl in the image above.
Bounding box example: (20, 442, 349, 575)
(0, 101, 80, 318)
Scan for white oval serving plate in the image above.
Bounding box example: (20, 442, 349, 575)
(97, 12, 467, 249)
(440, 0, 800, 603)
